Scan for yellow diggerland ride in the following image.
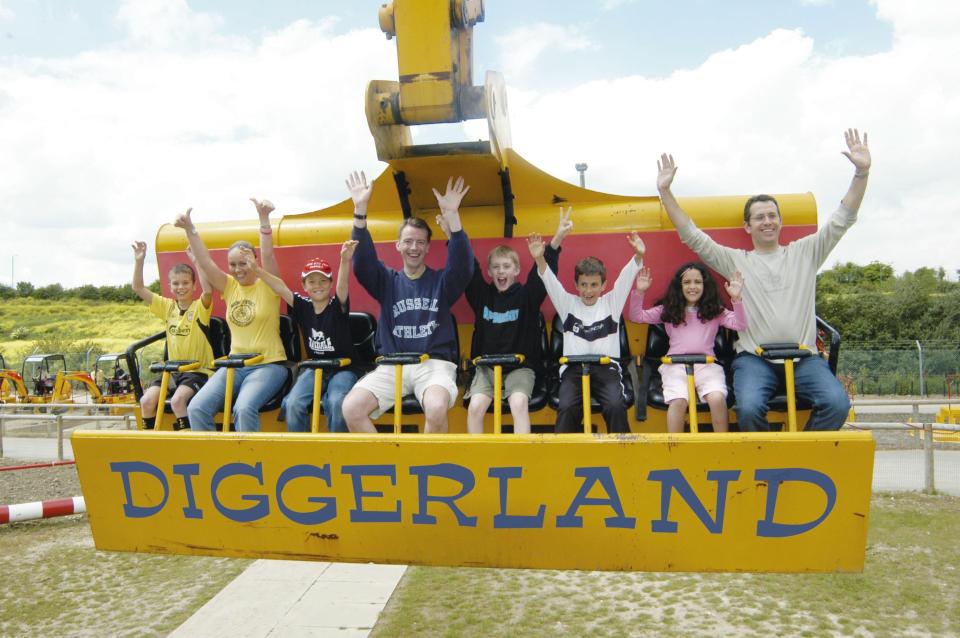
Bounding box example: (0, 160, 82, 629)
(74, 0, 874, 573)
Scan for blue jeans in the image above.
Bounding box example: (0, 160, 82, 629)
(187, 364, 289, 432)
(732, 353, 850, 431)
(282, 368, 359, 433)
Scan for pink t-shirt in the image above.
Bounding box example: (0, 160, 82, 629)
(628, 291, 747, 357)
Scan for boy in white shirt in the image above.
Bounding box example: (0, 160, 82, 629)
(529, 230, 646, 433)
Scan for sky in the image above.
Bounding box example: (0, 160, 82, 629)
(0, 0, 957, 287)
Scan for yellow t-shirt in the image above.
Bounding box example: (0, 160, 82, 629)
(149, 295, 215, 375)
(222, 277, 286, 364)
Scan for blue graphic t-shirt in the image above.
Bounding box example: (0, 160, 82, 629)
(352, 225, 474, 362)
(287, 294, 357, 370)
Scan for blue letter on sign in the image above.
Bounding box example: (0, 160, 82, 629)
(489, 467, 545, 529)
(172, 463, 202, 519)
(410, 464, 478, 527)
(110, 461, 169, 519)
(211, 462, 269, 523)
(276, 464, 336, 525)
(556, 467, 636, 529)
(648, 469, 741, 534)
(341, 465, 401, 523)
(755, 468, 836, 538)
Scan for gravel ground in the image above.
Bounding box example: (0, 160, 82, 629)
(0, 458, 82, 505)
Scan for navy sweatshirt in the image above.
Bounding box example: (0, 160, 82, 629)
(465, 245, 560, 374)
(352, 225, 474, 362)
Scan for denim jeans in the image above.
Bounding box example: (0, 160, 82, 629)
(187, 363, 289, 432)
(282, 368, 359, 433)
(731, 352, 850, 431)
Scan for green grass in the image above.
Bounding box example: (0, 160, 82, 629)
(0, 517, 251, 637)
(0, 299, 158, 370)
(372, 493, 960, 637)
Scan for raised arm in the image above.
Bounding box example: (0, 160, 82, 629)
(528, 232, 548, 274)
(347, 170, 373, 230)
(839, 128, 871, 212)
(185, 246, 213, 308)
(432, 176, 469, 234)
(656, 154, 694, 231)
(242, 249, 293, 305)
(433, 177, 475, 300)
(336, 240, 358, 305)
(130, 241, 153, 303)
(250, 198, 279, 277)
(174, 208, 228, 292)
(550, 206, 573, 250)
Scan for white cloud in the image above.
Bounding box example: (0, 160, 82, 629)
(1, 0, 959, 287)
(0, 1, 13, 22)
(0, 4, 395, 286)
(114, 0, 223, 49)
(495, 23, 592, 81)
(495, 2, 960, 277)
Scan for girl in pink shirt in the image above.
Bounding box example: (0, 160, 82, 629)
(629, 262, 746, 433)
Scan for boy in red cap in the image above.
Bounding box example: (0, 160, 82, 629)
(251, 241, 360, 432)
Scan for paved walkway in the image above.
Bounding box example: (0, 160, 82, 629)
(168, 560, 406, 638)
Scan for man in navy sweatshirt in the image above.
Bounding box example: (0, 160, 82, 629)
(341, 171, 474, 433)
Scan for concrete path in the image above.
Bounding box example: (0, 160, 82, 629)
(168, 560, 407, 638)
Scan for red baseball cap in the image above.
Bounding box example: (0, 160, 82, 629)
(301, 258, 333, 280)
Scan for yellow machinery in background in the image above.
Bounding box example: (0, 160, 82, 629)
(74, 0, 874, 573)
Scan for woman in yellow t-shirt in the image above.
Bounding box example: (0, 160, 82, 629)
(176, 199, 288, 431)
(131, 241, 214, 431)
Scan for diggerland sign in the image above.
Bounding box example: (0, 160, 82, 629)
(72, 431, 875, 573)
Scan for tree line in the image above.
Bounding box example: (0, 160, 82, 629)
(0, 280, 161, 302)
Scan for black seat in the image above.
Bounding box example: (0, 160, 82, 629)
(547, 314, 635, 412)
(638, 323, 735, 430)
(349, 312, 378, 372)
(462, 312, 549, 413)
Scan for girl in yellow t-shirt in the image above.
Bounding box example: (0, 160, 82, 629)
(131, 241, 214, 431)
(176, 199, 289, 432)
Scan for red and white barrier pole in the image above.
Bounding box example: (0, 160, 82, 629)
(0, 460, 76, 472)
(0, 496, 86, 524)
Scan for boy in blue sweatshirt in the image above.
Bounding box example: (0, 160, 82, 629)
(342, 172, 474, 433)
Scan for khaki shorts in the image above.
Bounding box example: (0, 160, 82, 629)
(354, 359, 459, 417)
(465, 366, 535, 400)
(660, 362, 727, 403)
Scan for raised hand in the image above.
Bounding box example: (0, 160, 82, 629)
(657, 153, 678, 192)
(841, 129, 871, 174)
(435, 213, 451, 238)
(185, 246, 197, 263)
(635, 267, 652, 294)
(345, 170, 373, 210)
(131, 241, 147, 261)
(174, 207, 194, 231)
(724, 271, 744, 302)
(527, 232, 545, 260)
(432, 176, 470, 213)
(627, 231, 645, 258)
(341, 239, 359, 260)
(250, 198, 275, 219)
(555, 206, 573, 240)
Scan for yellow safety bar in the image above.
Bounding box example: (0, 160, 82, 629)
(755, 343, 813, 432)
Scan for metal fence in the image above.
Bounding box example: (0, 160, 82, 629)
(840, 341, 960, 396)
(1, 400, 958, 496)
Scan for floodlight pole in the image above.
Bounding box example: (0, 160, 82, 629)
(575, 163, 588, 188)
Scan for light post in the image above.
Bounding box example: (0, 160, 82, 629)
(575, 163, 588, 188)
